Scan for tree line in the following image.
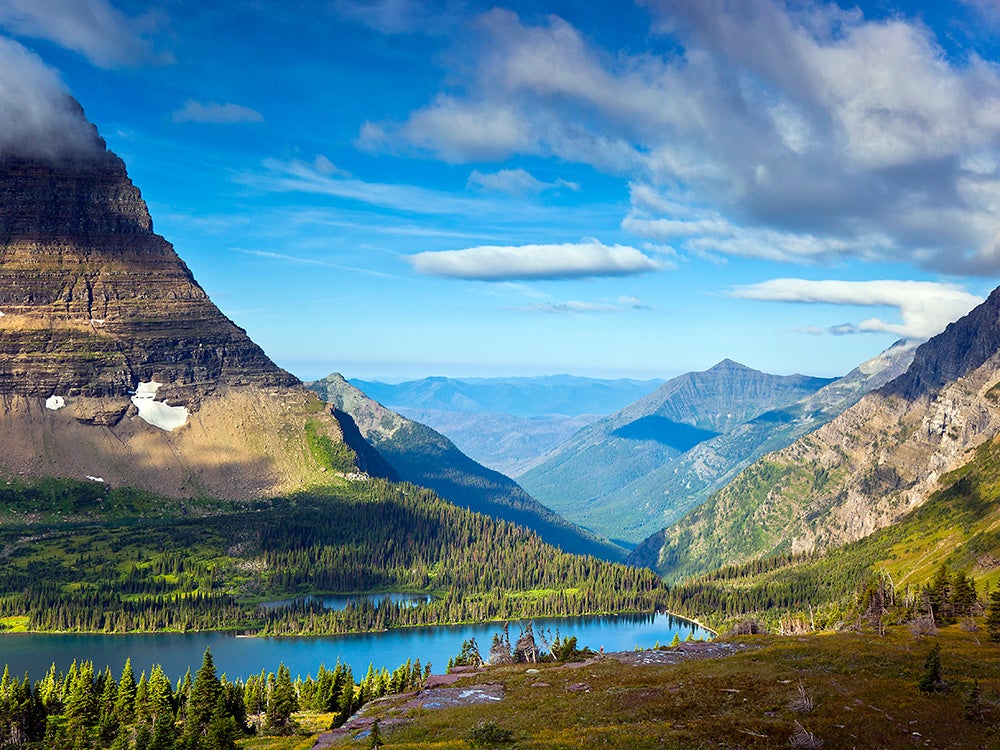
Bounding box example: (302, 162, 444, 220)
(0, 648, 427, 750)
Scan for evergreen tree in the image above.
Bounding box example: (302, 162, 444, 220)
(183, 649, 222, 747)
(918, 643, 944, 693)
(266, 663, 297, 734)
(149, 712, 176, 750)
(986, 589, 1000, 642)
(204, 693, 238, 750)
(114, 658, 137, 726)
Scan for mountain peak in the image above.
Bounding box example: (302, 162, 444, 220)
(880, 285, 1000, 401)
(0, 140, 297, 405)
(706, 358, 756, 373)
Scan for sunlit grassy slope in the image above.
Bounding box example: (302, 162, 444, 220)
(242, 624, 1000, 749)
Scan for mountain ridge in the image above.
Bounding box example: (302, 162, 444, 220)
(518, 360, 835, 542)
(310, 373, 628, 561)
(641, 288, 1000, 580)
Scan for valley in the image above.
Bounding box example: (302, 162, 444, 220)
(3, 12, 1000, 748)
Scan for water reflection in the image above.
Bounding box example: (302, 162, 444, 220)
(0, 612, 710, 683)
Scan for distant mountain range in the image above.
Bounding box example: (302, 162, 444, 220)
(310, 374, 627, 561)
(518, 360, 838, 544)
(633, 287, 1000, 580)
(350, 375, 663, 475)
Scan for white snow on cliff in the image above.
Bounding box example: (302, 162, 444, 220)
(131, 381, 188, 431)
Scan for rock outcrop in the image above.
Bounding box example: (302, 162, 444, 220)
(0, 117, 358, 499)
(0, 150, 297, 404)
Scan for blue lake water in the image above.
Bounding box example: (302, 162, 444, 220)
(0, 612, 710, 682)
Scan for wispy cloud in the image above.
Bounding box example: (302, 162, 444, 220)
(467, 167, 579, 196)
(245, 158, 492, 216)
(235, 249, 400, 279)
(173, 100, 263, 124)
(0, 0, 167, 68)
(408, 240, 666, 281)
(728, 279, 983, 340)
(518, 294, 651, 314)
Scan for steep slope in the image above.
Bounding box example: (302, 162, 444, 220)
(309, 373, 628, 561)
(396, 408, 598, 477)
(350, 375, 664, 475)
(0, 115, 368, 499)
(643, 288, 1000, 580)
(518, 360, 834, 543)
(607, 341, 916, 542)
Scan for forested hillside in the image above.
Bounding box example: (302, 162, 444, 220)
(0, 477, 666, 635)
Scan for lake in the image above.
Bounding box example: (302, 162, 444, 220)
(0, 612, 710, 682)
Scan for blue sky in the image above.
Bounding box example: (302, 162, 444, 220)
(1, 0, 998, 381)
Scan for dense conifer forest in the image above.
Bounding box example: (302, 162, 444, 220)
(0, 478, 669, 635)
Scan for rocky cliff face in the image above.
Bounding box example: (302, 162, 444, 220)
(0, 126, 357, 499)
(644, 289, 1000, 580)
(0, 150, 296, 407)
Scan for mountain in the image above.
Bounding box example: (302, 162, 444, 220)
(602, 340, 917, 543)
(391, 408, 597, 477)
(348, 375, 664, 475)
(348, 375, 664, 418)
(0, 124, 371, 498)
(518, 360, 835, 543)
(309, 373, 628, 561)
(640, 288, 1000, 580)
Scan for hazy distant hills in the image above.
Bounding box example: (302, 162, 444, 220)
(310, 373, 628, 561)
(349, 375, 663, 475)
(518, 360, 835, 544)
(638, 287, 1000, 580)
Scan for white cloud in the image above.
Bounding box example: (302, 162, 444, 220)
(0, 36, 102, 159)
(728, 279, 983, 340)
(517, 294, 651, 314)
(467, 168, 579, 195)
(0, 0, 165, 68)
(173, 100, 263, 124)
(408, 240, 665, 281)
(364, 2, 1000, 275)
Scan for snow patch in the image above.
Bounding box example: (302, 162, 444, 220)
(85, 476, 104, 483)
(131, 381, 188, 431)
(45, 395, 66, 410)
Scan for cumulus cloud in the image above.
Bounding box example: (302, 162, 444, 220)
(0, 36, 102, 159)
(365, 2, 1000, 275)
(467, 168, 579, 195)
(173, 100, 264, 124)
(408, 240, 665, 281)
(727, 279, 983, 340)
(0, 0, 165, 68)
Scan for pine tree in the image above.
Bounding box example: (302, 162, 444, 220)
(183, 649, 222, 747)
(204, 693, 237, 750)
(986, 589, 1000, 642)
(918, 643, 944, 693)
(114, 658, 137, 726)
(266, 663, 297, 734)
